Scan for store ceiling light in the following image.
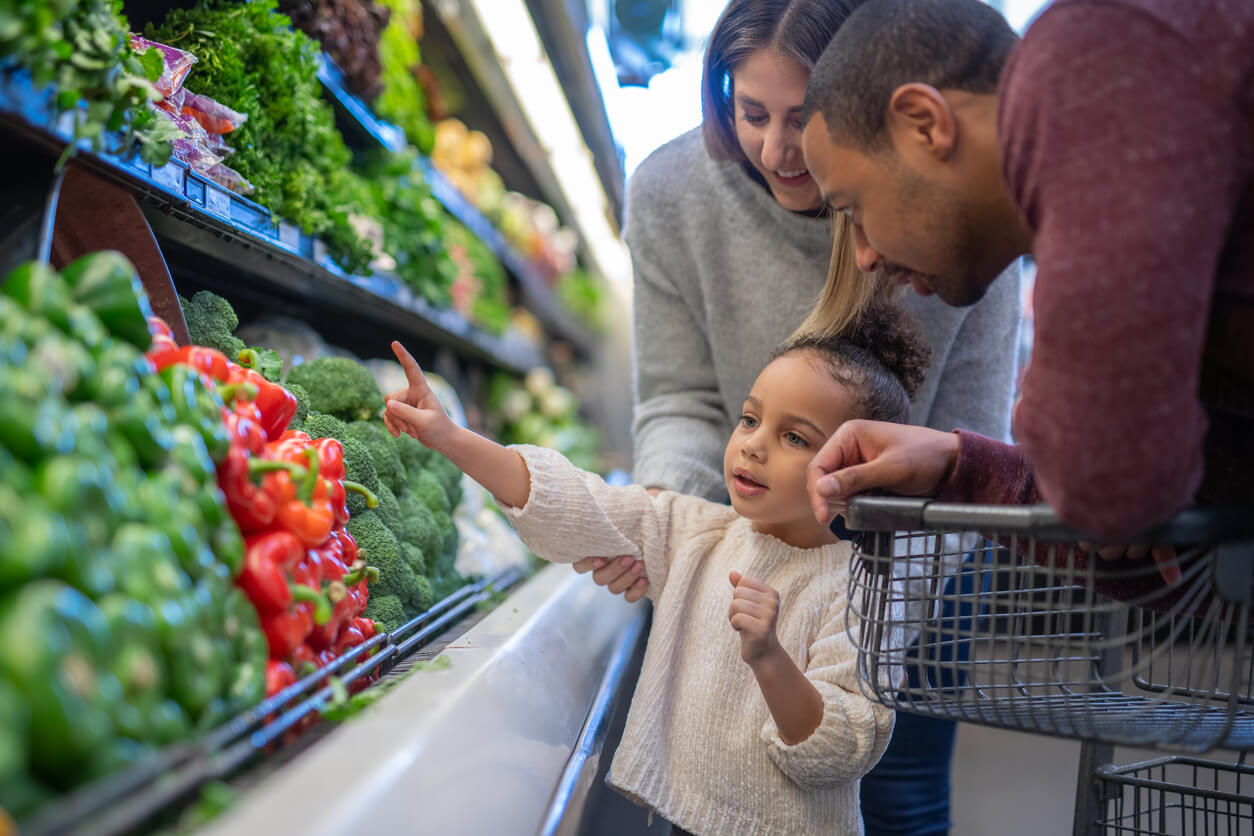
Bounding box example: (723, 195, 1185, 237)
(461, 0, 633, 302)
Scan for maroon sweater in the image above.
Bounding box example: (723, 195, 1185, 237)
(937, 0, 1254, 540)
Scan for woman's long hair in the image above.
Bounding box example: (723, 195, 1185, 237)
(793, 213, 894, 340)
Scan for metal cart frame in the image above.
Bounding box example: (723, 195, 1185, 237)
(843, 497, 1254, 836)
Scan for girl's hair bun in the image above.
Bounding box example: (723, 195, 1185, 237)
(774, 301, 933, 423)
(839, 300, 931, 399)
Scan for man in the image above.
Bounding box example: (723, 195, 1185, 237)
(800, 0, 1253, 545)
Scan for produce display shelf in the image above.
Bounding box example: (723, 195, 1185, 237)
(316, 54, 600, 358)
(17, 566, 526, 836)
(0, 67, 543, 374)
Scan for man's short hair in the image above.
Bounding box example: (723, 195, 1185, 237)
(803, 0, 1019, 151)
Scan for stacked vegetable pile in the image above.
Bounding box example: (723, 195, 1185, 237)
(178, 289, 469, 631)
(287, 357, 465, 629)
(144, 327, 384, 697)
(0, 253, 265, 816)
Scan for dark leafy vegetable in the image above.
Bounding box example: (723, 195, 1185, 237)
(147, 0, 374, 274)
(0, 0, 182, 167)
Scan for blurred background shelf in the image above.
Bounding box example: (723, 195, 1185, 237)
(0, 69, 542, 373)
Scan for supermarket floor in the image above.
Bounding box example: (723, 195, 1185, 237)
(952, 723, 1088, 835)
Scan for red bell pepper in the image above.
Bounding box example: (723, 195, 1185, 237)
(223, 399, 267, 456)
(150, 345, 232, 381)
(308, 551, 378, 650)
(333, 623, 366, 656)
(260, 584, 331, 660)
(217, 445, 276, 533)
(263, 447, 335, 546)
(265, 659, 296, 698)
(352, 617, 376, 639)
(147, 315, 174, 341)
(237, 530, 305, 614)
(233, 349, 298, 439)
(288, 642, 318, 675)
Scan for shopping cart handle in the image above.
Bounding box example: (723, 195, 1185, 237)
(844, 496, 1254, 544)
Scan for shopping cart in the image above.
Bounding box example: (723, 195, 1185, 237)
(843, 497, 1254, 835)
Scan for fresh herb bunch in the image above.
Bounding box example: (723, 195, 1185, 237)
(0, 0, 183, 166)
(374, 0, 434, 154)
(147, 0, 374, 274)
(359, 149, 456, 306)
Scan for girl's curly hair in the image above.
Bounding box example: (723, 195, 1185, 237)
(773, 301, 932, 423)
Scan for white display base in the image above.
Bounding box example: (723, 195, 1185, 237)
(200, 563, 642, 835)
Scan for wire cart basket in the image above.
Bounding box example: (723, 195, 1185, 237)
(844, 497, 1254, 835)
(1093, 754, 1252, 836)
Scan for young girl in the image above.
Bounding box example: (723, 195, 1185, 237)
(382, 303, 930, 835)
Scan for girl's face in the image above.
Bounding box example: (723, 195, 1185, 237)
(723, 353, 855, 547)
(731, 48, 823, 212)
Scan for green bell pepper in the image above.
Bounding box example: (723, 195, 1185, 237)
(28, 330, 95, 400)
(111, 524, 193, 603)
(160, 364, 230, 463)
(110, 388, 176, 471)
(1, 261, 72, 331)
(210, 521, 244, 578)
(0, 678, 28, 788)
(0, 581, 116, 784)
(65, 302, 108, 350)
(223, 588, 266, 711)
(0, 488, 80, 591)
(37, 454, 127, 550)
(97, 594, 167, 742)
(89, 339, 149, 410)
(0, 388, 76, 463)
(59, 251, 153, 350)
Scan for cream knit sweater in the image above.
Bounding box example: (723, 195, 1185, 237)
(501, 445, 896, 835)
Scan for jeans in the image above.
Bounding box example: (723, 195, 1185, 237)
(859, 548, 990, 836)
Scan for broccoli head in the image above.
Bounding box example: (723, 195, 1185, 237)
(285, 357, 384, 422)
(400, 541, 427, 577)
(374, 482, 404, 541)
(397, 491, 442, 559)
(411, 469, 451, 517)
(411, 573, 434, 612)
(285, 382, 310, 430)
(362, 593, 406, 633)
(428, 452, 463, 500)
(346, 511, 416, 611)
(180, 291, 246, 360)
(342, 437, 380, 516)
(347, 420, 406, 493)
(393, 432, 432, 474)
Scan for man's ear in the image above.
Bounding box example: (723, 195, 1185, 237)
(886, 83, 957, 161)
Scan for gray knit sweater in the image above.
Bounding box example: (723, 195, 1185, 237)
(627, 128, 1022, 500)
(502, 445, 896, 836)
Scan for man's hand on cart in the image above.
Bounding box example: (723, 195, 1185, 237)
(1081, 542, 1182, 586)
(807, 420, 958, 523)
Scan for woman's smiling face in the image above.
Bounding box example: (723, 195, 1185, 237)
(723, 352, 856, 547)
(731, 48, 823, 212)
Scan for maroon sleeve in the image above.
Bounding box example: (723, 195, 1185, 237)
(997, 4, 1241, 539)
(935, 430, 1038, 506)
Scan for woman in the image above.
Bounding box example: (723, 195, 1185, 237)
(576, 1, 1021, 833)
